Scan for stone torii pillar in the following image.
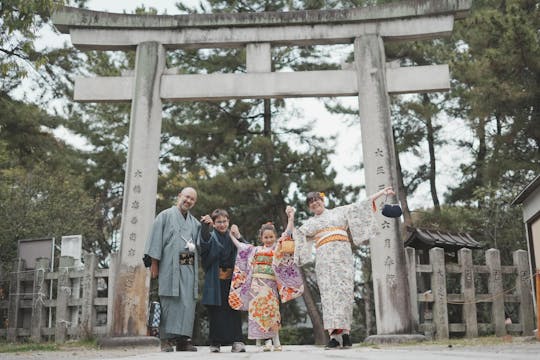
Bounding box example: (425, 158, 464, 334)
(109, 42, 165, 338)
(52, 0, 472, 342)
(355, 35, 413, 339)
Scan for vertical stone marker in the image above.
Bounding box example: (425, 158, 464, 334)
(110, 42, 165, 339)
(52, 0, 472, 343)
(355, 35, 418, 341)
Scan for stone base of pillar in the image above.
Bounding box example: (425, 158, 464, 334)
(364, 334, 426, 345)
(98, 335, 160, 348)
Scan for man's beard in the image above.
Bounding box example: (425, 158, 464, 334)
(180, 201, 192, 212)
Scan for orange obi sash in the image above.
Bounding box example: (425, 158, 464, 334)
(314, 226, 349, 249)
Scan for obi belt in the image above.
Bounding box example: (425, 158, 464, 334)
(252, 251, 275, 280)
(314, 226, 349, 249)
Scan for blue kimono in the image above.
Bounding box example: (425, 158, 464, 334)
(199, 226, 243, 345)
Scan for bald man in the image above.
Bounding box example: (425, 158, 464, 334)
(144, 187, 201, 352)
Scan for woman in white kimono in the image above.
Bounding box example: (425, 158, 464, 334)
(294, 187, 394, 349)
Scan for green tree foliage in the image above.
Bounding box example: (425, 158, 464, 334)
(0, 0, 110, 268)
(0, 164, 101, 267)
(0, 93, 62, 168)
(408, 0, 539, 261)
(391, 92, 446, 215)
(0, 0, 63, 82)
(0, 94, 102, 267)
(446, 0, 540, 203)
(0, 0, 87, 99)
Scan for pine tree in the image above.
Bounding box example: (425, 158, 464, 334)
(446, 0, 540, 203)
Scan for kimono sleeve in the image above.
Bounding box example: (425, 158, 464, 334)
(293, 225, 314, 266)
(339, 199, 380, 246)
(144, 212, 165, 260)
(229, 242, 255, 311)
(199, 229, 222, 271)
(273, 236, 304, 303)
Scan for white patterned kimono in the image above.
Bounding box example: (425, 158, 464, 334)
(294, 199, 379, 330)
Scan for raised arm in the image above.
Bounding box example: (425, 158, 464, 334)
(284, 205, 295, 236)
(199, 214, 214, 243)
(369, 186, 395, 202)
(228, 224, 244, 249)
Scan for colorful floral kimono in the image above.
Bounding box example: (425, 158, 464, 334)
(229, 240, 303, 339)
(293, 199, 379, 331)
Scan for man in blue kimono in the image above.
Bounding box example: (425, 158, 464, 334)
(144, 187, 201, 352)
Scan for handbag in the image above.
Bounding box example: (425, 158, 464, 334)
(381, 194, 403, 218)
(280, 235, 295, 254)
(147, 301, 161, 328)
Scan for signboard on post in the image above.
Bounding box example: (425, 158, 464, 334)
(61, 235, 83, 261)
(61, 235, 83, 326)
(17, 238, 54, 270)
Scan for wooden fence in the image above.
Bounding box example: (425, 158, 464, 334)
(0, 254, 110, 343)
(0, 247, 536, 342)
(406, 247, 536, 339)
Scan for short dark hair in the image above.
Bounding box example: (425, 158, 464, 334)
(211, 209, 229, 221)
(306, 191, 324, 205)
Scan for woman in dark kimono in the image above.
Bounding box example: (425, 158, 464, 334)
(199, 209, 245, 353)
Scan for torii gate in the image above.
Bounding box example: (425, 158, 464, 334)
(53, 0, 471, 343)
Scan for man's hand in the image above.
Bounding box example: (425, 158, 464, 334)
(150, 259, 159, 279)
(200, 214, 213, 226)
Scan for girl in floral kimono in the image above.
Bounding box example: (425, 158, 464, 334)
(228, 206, 303, 352)
(293, 187, 394, 349)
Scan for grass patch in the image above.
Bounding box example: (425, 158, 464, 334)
(379, 336, 522, 348)
(0, 342, 60, 353)
(0, 338, 98, 353)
